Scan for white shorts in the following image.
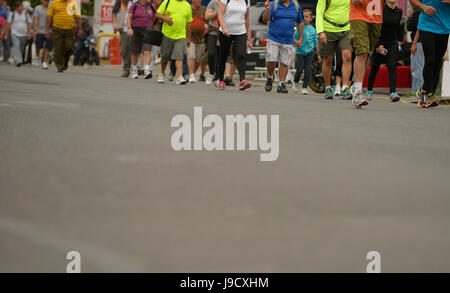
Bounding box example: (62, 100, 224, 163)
(266, 39, 295, 66)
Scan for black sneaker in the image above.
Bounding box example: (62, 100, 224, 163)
(138, 69, 144, 76)
(277, 83, 288, 94)
(265, 77, 273, 92)
(224, 77, 235, 87)
(199, 74, 206, 82)
(57, 68, 64, 73)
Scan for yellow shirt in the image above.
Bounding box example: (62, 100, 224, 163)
(48, 0, 81, 30)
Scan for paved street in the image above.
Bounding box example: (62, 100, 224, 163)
(1, 63, 450, 273)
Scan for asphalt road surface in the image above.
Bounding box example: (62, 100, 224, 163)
(1, 64, 450, 273)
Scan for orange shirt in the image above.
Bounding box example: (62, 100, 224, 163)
(350, 0, 384, 24)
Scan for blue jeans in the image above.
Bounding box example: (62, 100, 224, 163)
(170, 54, 188, 76)
(410, 42, 424, 93)
(294, 52, 314, 88)
(73, 40, 84, 65)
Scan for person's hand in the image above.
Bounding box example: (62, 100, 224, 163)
(222, 28, 230, 37)
(352, 0, 363, 5)
(33, 32, 37, 42)
(165, 17, 173, 26)
(318, 32, 327, 44)
(127, 28, 133, 37)
(375, 45, 384, 54)
(407, 10, 412, 18)
(247, 39, 253, 49)
(318, 55, 322, 63)
(113, 23, 119, 31)
(4, 33, 8, 41)
(297, 37, 303, 48)
(411, 43, 417, 55)
(187, 38, 191, 48)
(264, 0, 270, 10)
(77, 29, 83, 38)
(421, 5, 437, 15)
(45, 31, 50, 39)
(442, 0, 450, 4)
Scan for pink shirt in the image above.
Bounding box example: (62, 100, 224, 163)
(128, 1, 156, 28)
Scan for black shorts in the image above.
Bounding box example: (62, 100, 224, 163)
(35, 34, 53, 50)
(130, 27, 152, 55)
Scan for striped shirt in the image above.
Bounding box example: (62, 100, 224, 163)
(48, 0, 81, 30)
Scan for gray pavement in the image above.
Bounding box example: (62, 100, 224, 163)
(1, 63, 450, 273)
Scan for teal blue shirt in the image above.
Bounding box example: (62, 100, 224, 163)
(294, 24, 318, 56)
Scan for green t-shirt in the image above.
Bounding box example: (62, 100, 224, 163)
(315, 0, 350, 34)
(157, 0, 193, 40)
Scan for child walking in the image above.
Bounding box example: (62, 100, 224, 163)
(293, 9, 320, 94)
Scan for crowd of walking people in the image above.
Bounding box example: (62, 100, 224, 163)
(0, 0, 449, 109)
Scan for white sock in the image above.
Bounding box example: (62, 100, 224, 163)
(132, 65, 138, 71)
(144, 65, 150, 71)
(335, 85, 341, 92)
(341, 85, 348, 91)
(268, 75, 274, 80)
(354, 82, 363, 92)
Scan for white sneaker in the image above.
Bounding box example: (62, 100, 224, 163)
(176, 76, 187, 85)
(189, 74, 196, 83)
(42, 62, 48, 70)
(131, 68, 139, 79)
(206, 74, 213, 85)
(302, 88, 308, 95)
(334, 87, 341, 96)
(157, 73, 165, 83)
(144, 69, 152, 79)
(292, 83, 298, 92)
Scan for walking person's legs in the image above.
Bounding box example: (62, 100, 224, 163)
(206, 33, 218, 84)
(232, 33, 250, 90)
(63, 30, 76, 70)
(302, 52, 314, 93)
(120, 31, 131, 77)
(410, 42, 424, 94)
(431, 33, 449, 93)
(12, 35, 23, 65)
(367, 51, 382, 94)
(386, 43, 400, 101)
(216, 31, 232, 88)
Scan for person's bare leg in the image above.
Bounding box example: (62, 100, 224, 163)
(267, 61, 276, 78)
(161, 61, 168, 75)
(176, 60, 183, 78)
(278, 63, 288, 82)
(43, 48, 49, 63)
(341, 49, 352, 87)
(353, 53, 368, 85)
(201, 61, 207, 75)
(228, 63, 236, 79)
(144, 51, 151, 66)
(188, 58, 196, 75)
(132, 54, 138, 66)
(322, 55, 333, 87)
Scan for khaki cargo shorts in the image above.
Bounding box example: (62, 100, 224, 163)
(350, 20, 381, 56)
(319, 30, 352, 57)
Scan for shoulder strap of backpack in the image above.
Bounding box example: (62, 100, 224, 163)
(325, 0, 331, 12)
(293, 0, 299, 15)
(132, 1, 138, 15)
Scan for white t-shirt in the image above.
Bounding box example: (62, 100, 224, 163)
(219, 0, 249, 36)
(8, 11, 31, 37)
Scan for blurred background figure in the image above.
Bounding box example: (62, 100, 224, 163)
(73, 15, 92, 66)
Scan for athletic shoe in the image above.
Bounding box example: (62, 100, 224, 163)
(199, 74, 206, 82)
(224, 77, 235, 87)
(157, 73, 165, 83)
(168, 73, 174, 82)
(144, 70, 152, 79)
(366, 90, 373, 101)
(389, 92, 400, 102)
(302, 88, 308, 95)
(184, 74, 190, 83)
(334, 87, 341, 97)
(425, 92, 438, 108)
(121, 71, 130, 78)
(323, 87, 333, 99)
(176, 76, 187, 85)
(341, 87, 352, 100)
(239, 79, 252, 91)
(292, 82, 298, 92)
(131, 68, 139, 79)
(42, 62, 49, 70)
(277, 83, 288, 94)
(265, 77, 273, 92)
(217, 80, 225, 90)
(189, 74, 196, 83)
(206, 75, 213, 85)
(351, 87, 369, 108)
(57, 68, 64, 72)
(138, 68, 144, 76)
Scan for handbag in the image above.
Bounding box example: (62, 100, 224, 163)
(143, 0, 170, 46)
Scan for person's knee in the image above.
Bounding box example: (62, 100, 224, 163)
(342, 51, 352, 63)
(323, 55, 333, 66)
